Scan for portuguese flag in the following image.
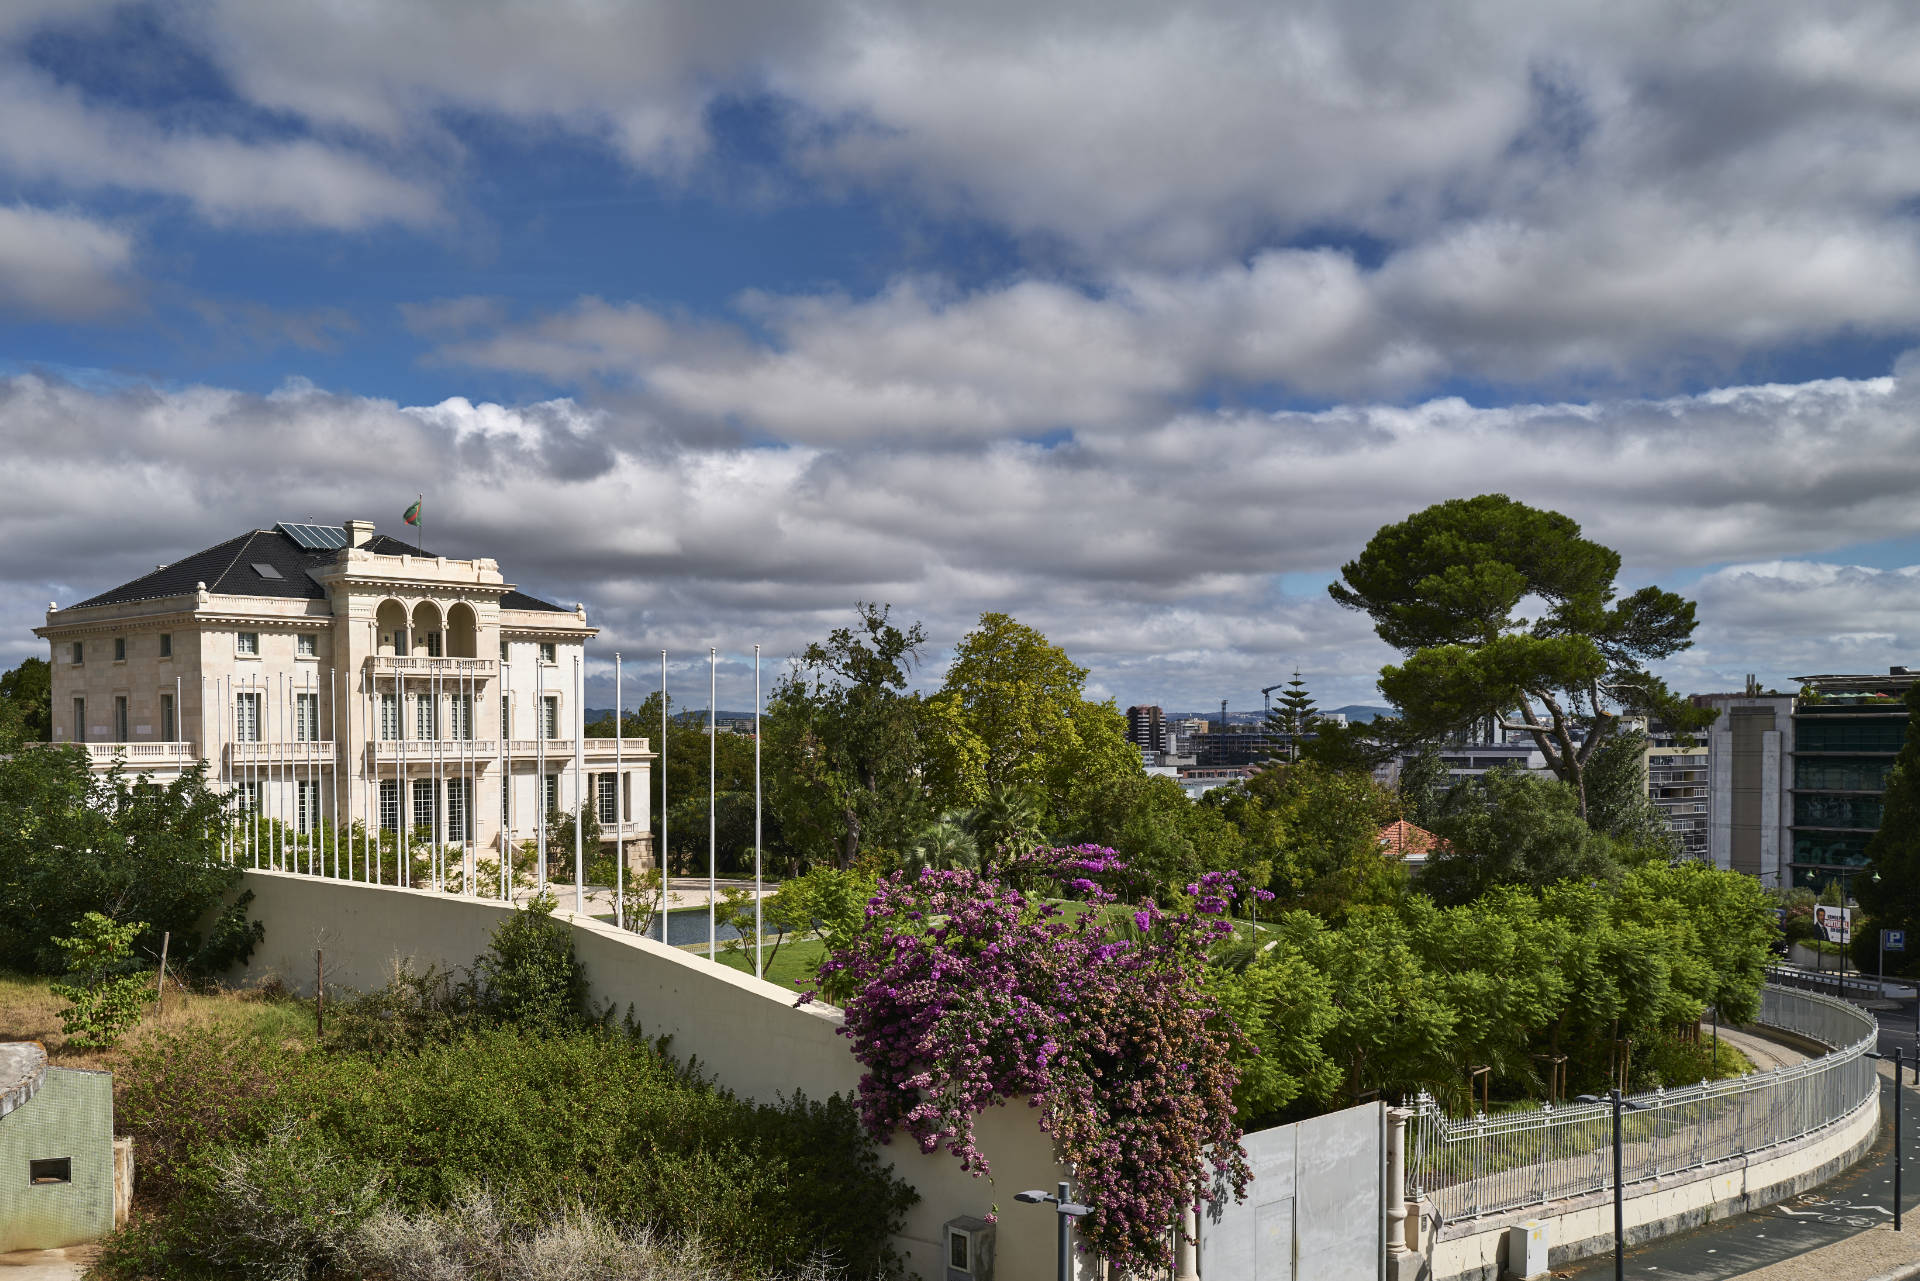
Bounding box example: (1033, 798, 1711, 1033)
(403, 497, 422, 527)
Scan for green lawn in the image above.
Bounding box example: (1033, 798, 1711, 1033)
(712, 936, 830, 994)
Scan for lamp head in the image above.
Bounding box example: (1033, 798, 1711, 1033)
(1014, 1190, 1050, 1204)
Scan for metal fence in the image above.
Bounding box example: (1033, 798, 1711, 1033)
(1406, 984, 1878, 1221)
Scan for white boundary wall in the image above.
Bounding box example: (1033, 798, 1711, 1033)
(231, 870, 1093, 1281)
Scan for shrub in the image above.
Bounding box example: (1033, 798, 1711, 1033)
(473, 892, 590, 1033)
(103, 1024, 916, 1281)
(48, 912, 151, 1048)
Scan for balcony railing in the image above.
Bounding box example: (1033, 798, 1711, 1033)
(224, 741, 337, 767)
(366, 656, 499, 678)
(66, 741, 200, 767)
(363, 737, 652, 765)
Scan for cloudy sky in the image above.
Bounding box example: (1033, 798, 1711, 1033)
(6, 1, 1920, 713)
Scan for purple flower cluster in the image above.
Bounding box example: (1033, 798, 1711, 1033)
(806, 849, 1255, 1273)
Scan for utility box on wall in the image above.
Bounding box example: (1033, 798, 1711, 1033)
(1505, 1220, 1550, 1280)
(944, 1215, 995, 1281)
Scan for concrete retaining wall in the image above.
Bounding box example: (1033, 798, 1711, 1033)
(231, 871, 1091, 1281)
(1424, 1089, 1880, 1281)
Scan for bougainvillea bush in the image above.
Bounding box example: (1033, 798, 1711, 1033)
(809, 848, 1259, 1273)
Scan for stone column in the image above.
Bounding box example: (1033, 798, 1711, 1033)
(1175, 1199, 1199, 1280)
(1386, 1105, 1425, 1281)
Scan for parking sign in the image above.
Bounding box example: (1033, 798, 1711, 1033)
(1884, 928, 1907, 953)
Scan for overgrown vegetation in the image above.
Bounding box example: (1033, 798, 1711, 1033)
(0, 733, 261, 977)
(95, 897, 916, 1281)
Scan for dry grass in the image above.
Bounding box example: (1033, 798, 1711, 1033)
(0, 969, 315, 1072)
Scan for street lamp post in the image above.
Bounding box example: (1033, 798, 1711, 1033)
(1577, 1089, 1649, 1281)
(1015, 1181, 1091, 1281)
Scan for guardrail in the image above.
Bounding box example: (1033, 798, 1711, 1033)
(1407, 984, 1878, 1221)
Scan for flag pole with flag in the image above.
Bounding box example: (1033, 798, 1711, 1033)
(403, 495, 422, 550)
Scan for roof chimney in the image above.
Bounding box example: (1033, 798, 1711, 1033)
(344, 519, 375, 548)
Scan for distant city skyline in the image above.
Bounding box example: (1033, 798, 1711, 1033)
(6, 5, 1920, 714)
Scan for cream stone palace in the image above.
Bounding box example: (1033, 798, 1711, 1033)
(34, 519, 653, 872)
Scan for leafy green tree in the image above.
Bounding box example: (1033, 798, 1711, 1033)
(1074, 771, 1250, 892)
(1582, 728, 1680, 860)
(1330, 494, 1711, 817)
(50, 912, 152, 1048)
(1397, 743, 1449, 829)
(924, 612, 1141, 831)
(765, 604, 930, 869)
(0, 656, 51, 742)
(1858, 682, 1920, 973)
(0, 747, 260, 976)
(1263, 671, 1317, 762)
(1208, 932, 1340, 1123)
(1207, 762, 1400, 915)
(1424, 767, 1620, 904)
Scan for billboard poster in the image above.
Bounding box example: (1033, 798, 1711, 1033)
(1814, 903, 1853, 945)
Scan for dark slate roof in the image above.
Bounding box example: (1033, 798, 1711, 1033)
(72, 527, 422, 610)
(499, 588, 569, 613)
(68, 525, 571, 614)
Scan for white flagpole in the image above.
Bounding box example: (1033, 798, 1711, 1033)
(615, 651, 624, 929)
(536, 657, 547, 890)
(397, 661, 408, 888)
(573, 653, 585, 916)
(501, 659, 511, 900)
(660, 649, 668, 938)
(755, 643, 762, 980)
(432, 660, 442, 891)
(708, 646, 716, 962)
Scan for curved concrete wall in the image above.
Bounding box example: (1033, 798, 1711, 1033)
(231, 870, 1091, 1281)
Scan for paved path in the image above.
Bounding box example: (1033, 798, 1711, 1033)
(0, 1247, 94, 1279)
(1719, 1024, 1811, 1073)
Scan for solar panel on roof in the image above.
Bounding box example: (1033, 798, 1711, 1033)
(251, 562, 283, 580)
(276, 522, 349, 550)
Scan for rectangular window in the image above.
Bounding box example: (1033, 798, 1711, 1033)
(596, 773, 618, 825)
(114, 637, 126, 661)
(235, 692, 262, 742)
(415, 693, 438, 741)
(29, 1157, 71, 1186)
(297, 633, 317, 658)
(413, 779, 439, 840)
(379, 780, 400, 833)
(449, 694, 473, 741)
(424, 631, 443, 658)
(447, 778, 469, 842)
(72, 697, 85, 743)
(296, 780, 320, 834)
(235, 780, 261, 817)
(379, 692, 398, 741)
(501, 774, 511, 831)
(158, 632, 172, 659)
(236, 632, 259, 656)
(543, 774, 559, 816)
(114, 696, 129, 743)
(500, 639, 510, 662)
(500, 695, 511, 738)
(70, 641, 83, 665)
(295, 693, 319, 742)
(542, 695, 559, 740)
(539, 642, 556, 665)
(160, 692, 175, 741)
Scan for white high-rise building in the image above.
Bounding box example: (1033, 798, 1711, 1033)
(33, 519, 653, 872)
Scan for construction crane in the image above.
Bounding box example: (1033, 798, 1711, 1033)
(1260, 682, 1287, 717)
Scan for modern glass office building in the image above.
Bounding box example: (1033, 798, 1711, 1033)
(1789, 668, 1915, 890)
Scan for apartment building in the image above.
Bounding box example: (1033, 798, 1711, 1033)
(33, 520, 653, 870)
